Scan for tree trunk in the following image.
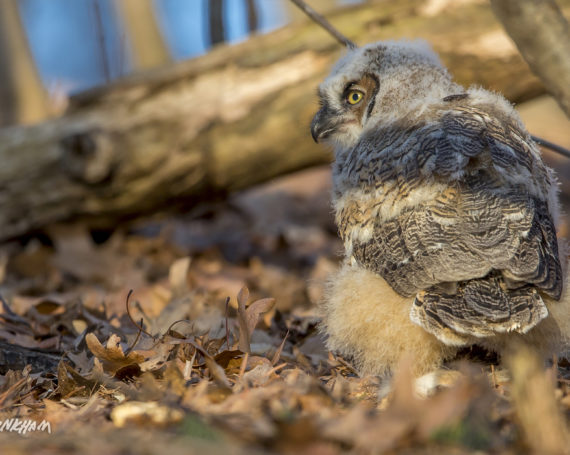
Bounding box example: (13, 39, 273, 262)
(0, 0, 49, 127)
(92, 0, 111, 82)
(246, 0, 258, 35)
(208, 0, 225, 46)
(490, 0, 570, 118)
(113, 0, 171, 70)
(0, 0, 567, 241)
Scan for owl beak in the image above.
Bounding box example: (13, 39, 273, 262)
(310, 120, 321, 143)
(311, 106, 336, 143)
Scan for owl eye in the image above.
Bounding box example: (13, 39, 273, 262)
(346, 90, 364, 105)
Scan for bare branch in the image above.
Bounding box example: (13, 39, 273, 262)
(532, 135, 570, 159)
(288, 0, 356, 49)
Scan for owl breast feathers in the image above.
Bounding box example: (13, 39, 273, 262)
(313, 40, 564, 347)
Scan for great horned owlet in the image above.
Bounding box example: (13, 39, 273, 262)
(313, 40, 570, 376)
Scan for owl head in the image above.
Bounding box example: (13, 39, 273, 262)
(311, 40, 459, 150)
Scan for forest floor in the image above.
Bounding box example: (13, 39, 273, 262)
(0, 96, 570, 454)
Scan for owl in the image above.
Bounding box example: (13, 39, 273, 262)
(314, 40, 570, 376)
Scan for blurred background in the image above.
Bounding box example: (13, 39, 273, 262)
(1, 0, 364, 125)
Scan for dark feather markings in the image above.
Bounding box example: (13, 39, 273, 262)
(443, 93, 469, 102)
(411, 273, 548, 339)
(339, 103, 562, 338)
(352, 181, 561, 300)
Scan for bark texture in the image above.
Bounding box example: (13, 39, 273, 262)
(490, 0, 570, 117)
(0, 341, 61, 374)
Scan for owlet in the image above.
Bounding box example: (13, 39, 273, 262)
(313, 40, 570, 376)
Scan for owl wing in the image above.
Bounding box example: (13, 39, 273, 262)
(348, 103, 562, 338)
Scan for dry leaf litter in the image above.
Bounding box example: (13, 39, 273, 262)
(0, 167, 569, 455)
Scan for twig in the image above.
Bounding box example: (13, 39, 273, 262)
(271, 329, 289, 366)
(0, 293, 30, 326)
(124, 318, 143, 355)
(268, 363, 288, 376)
(333, 353, 359, 375)
(0, 376, 28, 407)
(239, 352, 249, 380)
(125, 290, 152, 338)
(165, 319, 194, 337)
(224, 296, 231, 349)
(0, 293, 12, 313)
(288, 0, 356, 49)
(92, 0, 111, 83)
(186, 339, 214, 360)
(531, 135, 570, 159)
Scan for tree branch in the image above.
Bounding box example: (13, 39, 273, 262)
(289, 0, 356, 48)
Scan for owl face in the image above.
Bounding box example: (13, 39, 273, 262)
(311, 40, 454, 150)
(311, 71, 380, 148)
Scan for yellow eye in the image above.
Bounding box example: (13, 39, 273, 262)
(346, 90, 364, 105)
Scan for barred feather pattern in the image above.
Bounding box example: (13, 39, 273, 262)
(411, 272, 548, 344)
(332, 100, 562, 339)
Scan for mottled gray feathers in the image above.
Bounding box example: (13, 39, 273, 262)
(351, 181, 561, 300)
(318, 40, 562, 345)
(342, 103, 561, 338)
(411, 273, 548, 342)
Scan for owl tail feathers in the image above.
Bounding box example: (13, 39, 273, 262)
(410, 273, 549, 347)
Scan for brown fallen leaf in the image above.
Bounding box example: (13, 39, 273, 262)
(271, 330, 289, 366)
(85, 333, 145, 376)
(55, 361, 99, 399)
(236, 286, 275, 353)
(213, 349, 244, 369)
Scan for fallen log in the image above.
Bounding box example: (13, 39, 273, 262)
(0, 341, 60, 374)
(0, 0, 567, 241)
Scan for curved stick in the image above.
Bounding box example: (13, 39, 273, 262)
(289, 0, 356, 49)
(531, 135, 570, 159)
